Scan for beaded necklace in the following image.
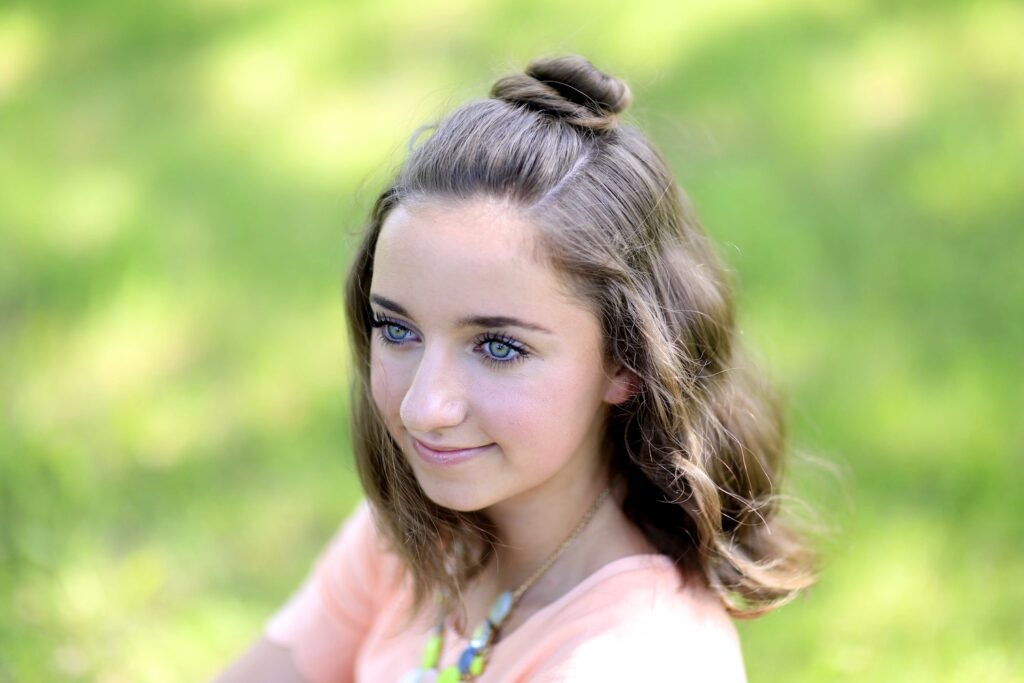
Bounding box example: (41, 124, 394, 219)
(399, 487, 611, 683)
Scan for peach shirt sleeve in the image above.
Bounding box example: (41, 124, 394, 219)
(264, 500, 391, 683)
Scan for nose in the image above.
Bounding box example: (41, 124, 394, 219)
(399, 345, 468, 435)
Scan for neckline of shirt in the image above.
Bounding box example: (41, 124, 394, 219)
(445, 552, 678, 644)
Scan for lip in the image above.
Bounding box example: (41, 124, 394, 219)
(412, 438, 493, 466)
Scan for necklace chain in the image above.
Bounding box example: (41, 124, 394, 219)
(506, 486, 611, 604)
(401, 487, 612, 683)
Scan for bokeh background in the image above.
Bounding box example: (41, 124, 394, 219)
(2, 0, 1022, 681)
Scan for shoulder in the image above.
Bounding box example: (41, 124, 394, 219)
(320, 499, 380, 558)
(263, 500, 408, 683)
(266, 499, 405, 637)
(315, 499, 405, 597)
(513, 556, 747, 682)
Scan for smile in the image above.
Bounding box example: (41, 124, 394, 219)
(412, 438, 494, 466)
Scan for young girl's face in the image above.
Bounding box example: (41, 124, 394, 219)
(368, 198, 633, 514)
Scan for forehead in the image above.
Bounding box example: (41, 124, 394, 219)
(377, 198, 535, 270)
(370, 198, 581, 320)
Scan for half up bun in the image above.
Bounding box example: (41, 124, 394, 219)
(490, 54, 632, 132)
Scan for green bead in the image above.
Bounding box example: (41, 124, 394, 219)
(470, 654, 485, 676)
(437, 665, 461, 683)
(421, 634, 442, 669)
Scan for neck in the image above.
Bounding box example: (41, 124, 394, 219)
(451, 475, 658, 637)
(484, 477, 611, 591)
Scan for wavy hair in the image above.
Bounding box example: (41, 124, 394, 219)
(343, 54, 817, 620)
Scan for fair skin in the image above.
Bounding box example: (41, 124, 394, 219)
(214, 196, 655, 681)
(368, 197, 655, 634)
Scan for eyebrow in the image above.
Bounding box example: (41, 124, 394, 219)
(370, 294, 554, 334)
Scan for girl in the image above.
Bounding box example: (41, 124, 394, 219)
(216, 54, 817, 683)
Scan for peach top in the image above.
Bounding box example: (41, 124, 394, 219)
(264, 501, 747, 682)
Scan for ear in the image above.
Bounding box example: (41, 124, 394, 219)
(603, 363, 640, 406)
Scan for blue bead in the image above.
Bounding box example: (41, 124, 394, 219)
(458, 646, 478, 675)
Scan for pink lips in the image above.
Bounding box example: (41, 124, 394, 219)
(412, 438, 493, 466)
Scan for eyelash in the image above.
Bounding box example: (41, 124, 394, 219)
(369, 312, 530, 367)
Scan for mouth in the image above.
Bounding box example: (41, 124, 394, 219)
(411, 438, 494, 466)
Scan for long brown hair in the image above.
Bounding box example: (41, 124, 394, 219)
(343, 54, 817, 620)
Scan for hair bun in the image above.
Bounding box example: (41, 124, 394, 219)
(490, 54, 632, 132)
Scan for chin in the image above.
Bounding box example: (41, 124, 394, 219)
(416, 478, 496, 514)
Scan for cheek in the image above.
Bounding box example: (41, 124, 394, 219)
(485, 362, 605, 448)
(369, 349, 404, 418)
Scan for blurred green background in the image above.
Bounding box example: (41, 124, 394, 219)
(2, 0, 1022, 681)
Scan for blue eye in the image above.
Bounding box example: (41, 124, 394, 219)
(486, 340, 513, 359)
(369, 313, 416, 345)
(382, 323, 411, 343)
(475, 334, 529, 367)
(368, 312, 530, 368)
